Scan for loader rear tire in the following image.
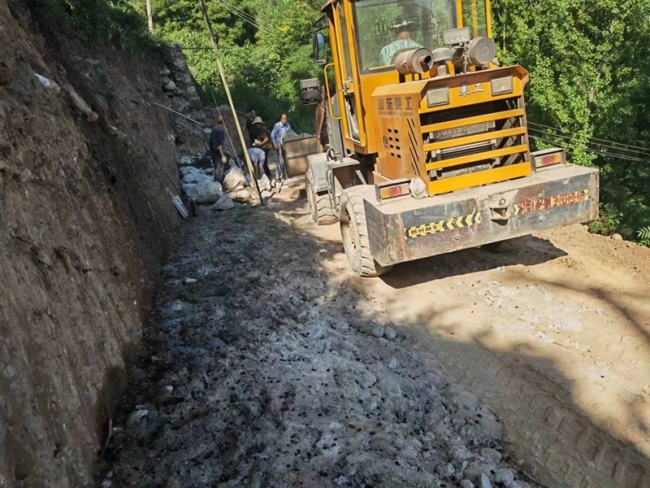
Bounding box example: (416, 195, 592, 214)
(340, 191, 393, 278)
(306, 174, 337, 225)
(483, 236, 531, 253)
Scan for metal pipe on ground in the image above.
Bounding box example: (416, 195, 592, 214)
(151, 101, 205, 127)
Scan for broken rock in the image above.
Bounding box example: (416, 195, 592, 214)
(223, 167, 247, 191)
(480, 448, 502, 464)
(495, 468, 515, 485)
(231, 187, 253, 203)
(211, 193, 234, 211)
(257, 174, 271, 192)
(436, 463, 455, 479)
(384, 327, 397, 340)
(478, 473, 493, 488)
(187, 179, 223, 204)
(371, 326, 385, 338)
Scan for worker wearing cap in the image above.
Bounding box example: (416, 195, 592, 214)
(380, 17, 421, 66)
(249, 116, 268, 148)
(250, 117, 272, 179)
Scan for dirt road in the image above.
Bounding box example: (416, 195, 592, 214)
(104, 184, 650, 488)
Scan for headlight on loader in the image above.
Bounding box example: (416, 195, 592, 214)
(426, 87, 450, 108)
(490, 76, 514, 96)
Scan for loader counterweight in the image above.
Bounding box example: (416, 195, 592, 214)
(363, 164, 599, 267)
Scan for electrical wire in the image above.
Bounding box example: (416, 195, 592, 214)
(212, 0, 275, 36)
(528, 134, 648, 163)
(211, 0, 265, 31)
(214, 0, 259, 24)
(527, 127, 650, 158)
(527, 125, 650, 155)
(528, 121, 650, 155)
(212, 0, 268, 34)
(529, 133, 648, 162)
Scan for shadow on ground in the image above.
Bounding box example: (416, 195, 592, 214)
(102, 192, 650, 488)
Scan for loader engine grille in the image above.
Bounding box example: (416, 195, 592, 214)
(420, 98, 529, 185)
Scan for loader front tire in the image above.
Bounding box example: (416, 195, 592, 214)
(483, 236, 531, 253)
(306, 174, 338, 225)
(340, 191, 393, 278)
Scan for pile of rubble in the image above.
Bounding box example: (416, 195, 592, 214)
(157, 44, 266, 210)
(177, 155, 261, 211)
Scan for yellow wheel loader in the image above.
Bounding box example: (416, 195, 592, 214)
(300, 0, 599, 277)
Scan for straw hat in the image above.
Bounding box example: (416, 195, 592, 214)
(252, 116, 265, 125)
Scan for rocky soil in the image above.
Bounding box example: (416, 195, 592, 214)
(103, 192, 538, 488)
(0, 1, 216, 485)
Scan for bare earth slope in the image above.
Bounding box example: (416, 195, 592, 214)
(106, 186, 650, 487)
(0, 0, 182, 485)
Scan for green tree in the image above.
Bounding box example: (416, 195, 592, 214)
(150, 0, 323, 131)
(493, 0, 650, 239)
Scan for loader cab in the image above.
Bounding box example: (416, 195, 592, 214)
(315, 0, 494, 156)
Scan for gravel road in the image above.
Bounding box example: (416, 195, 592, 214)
(103, 183, 650, 488)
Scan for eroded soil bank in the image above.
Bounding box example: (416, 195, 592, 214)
(1, 0, 184, 484)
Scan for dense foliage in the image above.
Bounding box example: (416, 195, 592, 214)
(27, 0, 166, 57)
(32, 0, 650, 241)
(492, 0, 650, 239)
(141, 0, 324, 132)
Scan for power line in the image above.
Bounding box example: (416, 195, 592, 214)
(528, 134, 649, 163)
(529, 134, 647, 162)
(211, 0, 275, 36)
(214, 0, 259, 24)
(528, 121, 650, 155)
(211, 0, 257, 23)
(527, 127, 650, 158)
(212, 0, 268, 33)
(212, 0, 264, 30)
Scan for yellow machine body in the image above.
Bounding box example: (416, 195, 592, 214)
(304, 0, 598, 276)
(320, 0, 534, 196)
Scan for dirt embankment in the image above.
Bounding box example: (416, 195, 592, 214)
(0, 0, 186, 485)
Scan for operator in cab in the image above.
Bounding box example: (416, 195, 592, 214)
(380, 17, 422, 66)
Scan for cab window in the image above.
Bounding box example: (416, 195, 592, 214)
(352, 0, 458, 73)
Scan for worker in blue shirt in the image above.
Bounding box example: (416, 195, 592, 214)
(270, 113, 291, 187)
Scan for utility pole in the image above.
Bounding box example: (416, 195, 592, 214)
(197, 0, 263, 204)
(146, 0, 154, 33)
